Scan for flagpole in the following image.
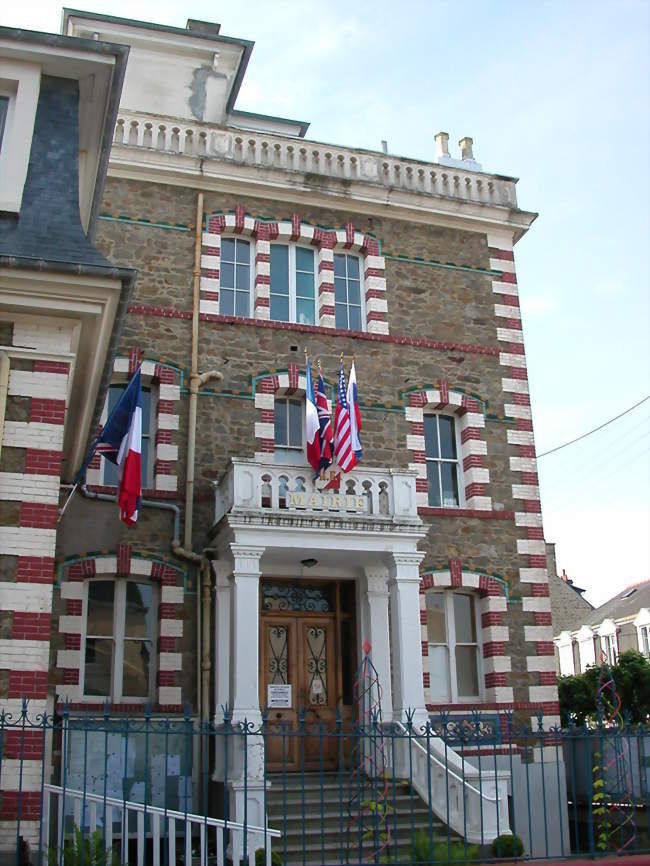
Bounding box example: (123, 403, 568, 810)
(57, 483, 79, 522)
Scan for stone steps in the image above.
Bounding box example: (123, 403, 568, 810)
(266, 773, 451, 866)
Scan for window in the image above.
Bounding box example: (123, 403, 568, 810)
(82, 579, 157, 701)
(640, 626, 650, 659)
(220, 238, 252, 317)
(0, 96, 8, 151)
(601, 632, 618, 665)
(274, 398, 303, 462)
(427, 591, 481, 702)
(424, 414, 461, 507)
(102, 384, 154, 488)
(270, 245, 316, 325)
(334, 253, 364, 331)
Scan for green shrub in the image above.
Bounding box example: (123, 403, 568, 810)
(491, 833, 524, 858)
(412, 829, 479, 863)
(48, 827, 121, 866)
(255, 848, 282, 866)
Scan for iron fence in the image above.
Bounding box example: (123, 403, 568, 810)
(0, 702, 649, 866)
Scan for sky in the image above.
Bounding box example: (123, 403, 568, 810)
(3, 0, 648, 607)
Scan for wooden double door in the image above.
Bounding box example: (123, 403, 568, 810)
(259, 580, 355, 771)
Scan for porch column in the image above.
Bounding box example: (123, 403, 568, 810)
(212, 560, 231, 721)
(363, 568, 393, 722)
(230, 544, 264, 724)
(388, 552, 427, 726)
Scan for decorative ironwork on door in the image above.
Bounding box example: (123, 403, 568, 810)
(267, 626, 289, 684)
(305, 626, 328, 705)
(262, 583, 331, 612)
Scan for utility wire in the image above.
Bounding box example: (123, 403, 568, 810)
(537, 396, 649, 458)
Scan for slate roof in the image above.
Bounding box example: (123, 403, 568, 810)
(587, 580, 650, 626)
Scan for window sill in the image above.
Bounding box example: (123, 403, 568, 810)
(418, 506, 513, 520)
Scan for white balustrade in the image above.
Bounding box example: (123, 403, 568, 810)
(393, 722, 511, 844)
(213, 458, 419, 526)
(42, 783, 280, 866)
(112, 111, 518, 209)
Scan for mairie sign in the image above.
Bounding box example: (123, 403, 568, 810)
(287, 491, 366, 511)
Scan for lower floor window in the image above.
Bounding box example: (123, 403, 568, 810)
(426, 590, 481, 702)
(83, 579, 157, 701)
(640, 625, 650, 658)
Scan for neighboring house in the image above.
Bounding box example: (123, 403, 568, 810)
(0, 9, 568, 858)
(555, 581, 650, 677)
(0, 24, 134, 854)
(546, 541, 593, 639)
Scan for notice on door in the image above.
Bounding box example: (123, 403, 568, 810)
(267, 684, 292, 708)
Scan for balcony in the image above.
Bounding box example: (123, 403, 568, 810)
(212, 458, 420, 527)
(111, 112, 534, 232)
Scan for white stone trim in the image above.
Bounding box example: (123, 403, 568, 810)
(0, 639, 49, 670)
(2, 421, 64, 450)
(0, 526, 56, 557)
(0, 472, 60, 504)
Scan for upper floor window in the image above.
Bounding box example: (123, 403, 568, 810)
(270, 245, 316, 325)
(274, 398, 303, 462)
(424, 414, 461, 508)
(220, 238, 252, 317)
(82, 579, 157, 701)
(102, 384, 154, 488)
(334, 253, 363, 331)
(427, 591, 481, 703)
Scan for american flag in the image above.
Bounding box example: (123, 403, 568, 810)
(333, 361, 358, 473)
(316, 370, 333, 475)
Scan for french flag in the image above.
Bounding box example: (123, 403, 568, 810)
(346, 361, 363, 461)
(93, 368, 143, 525)
(304, 356, 321, 473)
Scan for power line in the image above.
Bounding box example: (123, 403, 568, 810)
(537, 396, 650, 458)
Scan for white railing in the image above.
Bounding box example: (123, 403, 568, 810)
(213, 458, 419, 525)
(113, 111, 518, 209)
(43, 783, 280, 866)
(393, 722, 510, 845)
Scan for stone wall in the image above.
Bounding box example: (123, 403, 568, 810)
(62, 176, 558, 723)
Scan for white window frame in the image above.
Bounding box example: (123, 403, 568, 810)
(81, 577, 158, 703)
(427, 590, 483, 703)
(423, 412, 465, 508)
(219, 236, 254, 318)
(596, 619, 619, 666)
(333, 252, 366, 332)
(274, 396, 308, 465)
(0, 59, 40, 213)
(269, 243, 317, 326)
(100, 383, 157, 488)
(634, 609, 650, 659)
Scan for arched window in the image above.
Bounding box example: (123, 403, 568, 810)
(82, 578, 158, 701)
(102, 383, 155, 487)
(274, 397, 304, 464)
(426, 590, 482, 702)
(423, 413, 462, 507)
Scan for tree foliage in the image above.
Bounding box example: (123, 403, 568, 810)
(558, 650, 650, 726)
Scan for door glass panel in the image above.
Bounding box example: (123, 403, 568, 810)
(426, 461, 441, 507)
(424, 415, 439, 458)
(453, 594, 476, 643)
(262, 584, 332, 612)
(429, 646, 451, 701)
(455, 645, 479, 697)
(426, 593, 446, 642)
(288, 400, 302, 447)
(441, 463, 459, 507)
(305, 626, 327, 705)
(274, 401, 288, 445)
(87, 581, 114, 636)
(268, 625, 289, 685)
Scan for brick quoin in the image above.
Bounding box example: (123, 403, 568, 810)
(9, 670, 47, 698)
(20, 502, 58, 529)
(17, 557, 54, 583)
(116, 544, 132, 576)
(29, 398, 66, 424)
(5, 730, 44, 760)
(24, 449, 62, 476)
(12, 611, 51, 640)
(33, 360, 70, 374)
(1, 791, 42, 821)
(449, 558, 462, 587)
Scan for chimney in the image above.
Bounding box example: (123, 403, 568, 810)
(434, 131, 449, 160)
(459, 136, 474, 161)
(561, 568, 569, 583)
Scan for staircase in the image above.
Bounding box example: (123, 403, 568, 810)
(266, 772, 449, 865)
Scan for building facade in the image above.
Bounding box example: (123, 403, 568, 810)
(1, 9, 567, 859)
(0, 22, 135, 854)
